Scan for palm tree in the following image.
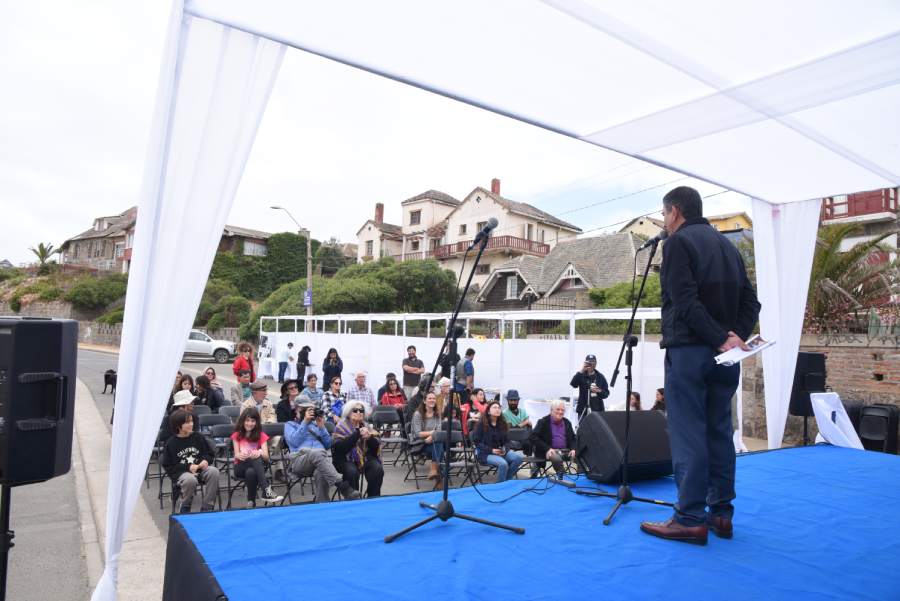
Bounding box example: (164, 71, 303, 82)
(29, 242, 55, 265)
(806, 223, 899, 332)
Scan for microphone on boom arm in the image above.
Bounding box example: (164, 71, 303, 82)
(467, 217, 499, 250)
(637, 229, 668, 251)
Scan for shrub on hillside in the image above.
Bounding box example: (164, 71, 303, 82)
(64, 274, 128, 310)
(207, 295, 252, 330)
(97, 308, 125, 324)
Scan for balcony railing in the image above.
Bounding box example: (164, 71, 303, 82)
(822, 189, 898, 221)
(433, 235, 550, 258)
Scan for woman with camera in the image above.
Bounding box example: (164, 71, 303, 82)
(472, 400, 524, 482)
(332, 400, 384, 498)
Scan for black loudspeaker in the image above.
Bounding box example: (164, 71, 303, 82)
(0, 317, 77, 485)
(789, 352, 826, 418)
(576, 411, 673, 484)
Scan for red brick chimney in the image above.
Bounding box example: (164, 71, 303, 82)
(491, 178, 501, 195)
(375, 202, 384, 224)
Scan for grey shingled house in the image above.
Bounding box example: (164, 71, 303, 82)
(475, 232, 662, 310)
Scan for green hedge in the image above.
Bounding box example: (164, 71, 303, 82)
(97, 307, 125, 324)
(64, 274, 128, 310)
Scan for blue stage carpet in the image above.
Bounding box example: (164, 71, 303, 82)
(173, 446, 900, 601)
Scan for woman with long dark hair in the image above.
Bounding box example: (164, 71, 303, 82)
(322, 348, 343, 391)
(472, 400, 524, 482)
(410, 392, 445, 489)
(231, 407, 282, 507)
(277, 380, 301, 423)
(651, 388, 666, 413)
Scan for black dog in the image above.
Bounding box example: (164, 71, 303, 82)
(103, 370, 117, 394)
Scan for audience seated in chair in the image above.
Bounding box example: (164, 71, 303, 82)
(170, 389, 196, 417)
(379, 377, 406, 408)
(299, 373, 323, 403)
(409, 391, 446, 490)
(277, 379, 302, 423)
(195, 374, 225, 413)
(472, 401, 525, 482)
(284, 401, 360, 502)
(529, 399, 576, 478)
(160, 409, 220, 513)
(241, 380, 277, 424)
(332, 401, 384, 498)
(231, 407, 282, 507)
(230, 369, 253, 406)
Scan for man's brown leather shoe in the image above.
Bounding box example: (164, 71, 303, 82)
(640, 518, 708, 545)
(708, 515, 733, 539)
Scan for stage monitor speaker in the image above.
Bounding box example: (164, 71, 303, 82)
(789, 352, 826, 418)
(0, 317, 77, 486)
(576, 411, 672, 484)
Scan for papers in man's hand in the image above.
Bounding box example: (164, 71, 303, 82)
(714, 335, 775, 366)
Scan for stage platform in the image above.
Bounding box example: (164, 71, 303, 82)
(164, 445, 900, 601)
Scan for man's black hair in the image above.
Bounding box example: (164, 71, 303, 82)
(663, 186, 703, 220)
(195, 375, 210, 390)
(407, 345, 416, 351)
(169, 409, 192, 434)
(465, 348, 475, 357)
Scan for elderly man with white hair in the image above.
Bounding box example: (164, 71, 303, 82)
(529, 399, 577, 479)
(434, 376, 460, 420)
(347, 371, 376, 414)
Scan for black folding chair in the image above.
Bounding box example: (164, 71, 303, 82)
(197, 413, 231, 434)
(219, 405, 241, 421)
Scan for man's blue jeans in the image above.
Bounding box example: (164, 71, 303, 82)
(278, 362, 288, 383)
(484, 450, 525, 482)
(665, 345, 740, 527)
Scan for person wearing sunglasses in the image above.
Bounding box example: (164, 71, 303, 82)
(332, 401, 383, 498)
(277, 380, 302, 423)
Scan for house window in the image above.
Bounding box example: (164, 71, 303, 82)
(476, 264, 490, 275)
(526, 224, 534, 240)
(459, 224, 467, 235)
(734, 222, 741, 229)
(365, 240, 374, 256)
(477, 221, 487, 232)
(411, 240, 420, 251)
(126, 232, 134, 248)
(505, 276, 519, 299)
(244, 240, 268, 257)
(540, 229, 546, 243)
(410, 210, 421, 226)
(115, 242, 124, 258)
(430, 238, 439, 249)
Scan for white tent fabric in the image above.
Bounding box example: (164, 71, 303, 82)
(751, 197, 822, 449)
(94, 1, 900, 598)
(90, 4, 284, 599)
(183, 0, 900, 203)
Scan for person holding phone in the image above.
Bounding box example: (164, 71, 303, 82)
(570, 354, 609, 421)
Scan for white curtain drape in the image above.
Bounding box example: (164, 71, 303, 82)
(751, 197, 822, 449)
(91, 4, 285, 599)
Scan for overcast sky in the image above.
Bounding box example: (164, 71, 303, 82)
(1, 1, 747, 266)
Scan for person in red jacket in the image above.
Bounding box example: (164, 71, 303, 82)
(379, 377, 406, 407)
(232, 342, 256, 382)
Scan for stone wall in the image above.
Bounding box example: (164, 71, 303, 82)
(77, 322, 241, 348)
(0, 300, 101, 321)
(741, 338, 900, 446)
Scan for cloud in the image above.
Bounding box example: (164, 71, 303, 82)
(1, 1, 747, 266)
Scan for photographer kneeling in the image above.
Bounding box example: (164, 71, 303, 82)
(284, 401, 361, 501)
(332, 401, 384, 498)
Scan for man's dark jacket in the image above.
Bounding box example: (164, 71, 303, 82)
(660, 218, 761, 349)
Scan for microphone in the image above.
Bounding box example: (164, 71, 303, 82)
(637, 229, 668, 251)
(467, 217, 499, 250)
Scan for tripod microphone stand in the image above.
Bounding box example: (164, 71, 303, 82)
(385, 233, 524, 543)
(575, 237, 674, 525)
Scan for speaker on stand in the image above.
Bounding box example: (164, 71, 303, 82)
(789, 352, 826, 445)
(576, 411, 673, 483)
(0, 317, 78, 601)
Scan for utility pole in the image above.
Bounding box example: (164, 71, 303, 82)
(270, 206, 313, 330)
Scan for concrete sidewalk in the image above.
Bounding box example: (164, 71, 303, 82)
(73, 378, 166, 601)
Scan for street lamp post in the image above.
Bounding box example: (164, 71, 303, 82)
(270, 206, 313, 329)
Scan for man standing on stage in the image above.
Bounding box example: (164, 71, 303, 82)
(570, 354, 609, 420)
(641, 186, 760, 545)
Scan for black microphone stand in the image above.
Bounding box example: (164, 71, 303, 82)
(384, 234, 525, 543)
(575, 237, 674, 525)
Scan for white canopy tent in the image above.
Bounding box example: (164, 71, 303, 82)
(94, 1, 900, 598)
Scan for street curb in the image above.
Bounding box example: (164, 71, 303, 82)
(72, 379, 105, 593)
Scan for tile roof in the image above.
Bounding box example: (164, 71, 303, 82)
(619, 215, 664, 232)
(472, 188, 581, 232)
(401, 189, 460, 206)
(64, 207, 137, 243)
(481, 232, 660, 300)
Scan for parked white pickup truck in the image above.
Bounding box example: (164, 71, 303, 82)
(184, 330, 235, 364)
